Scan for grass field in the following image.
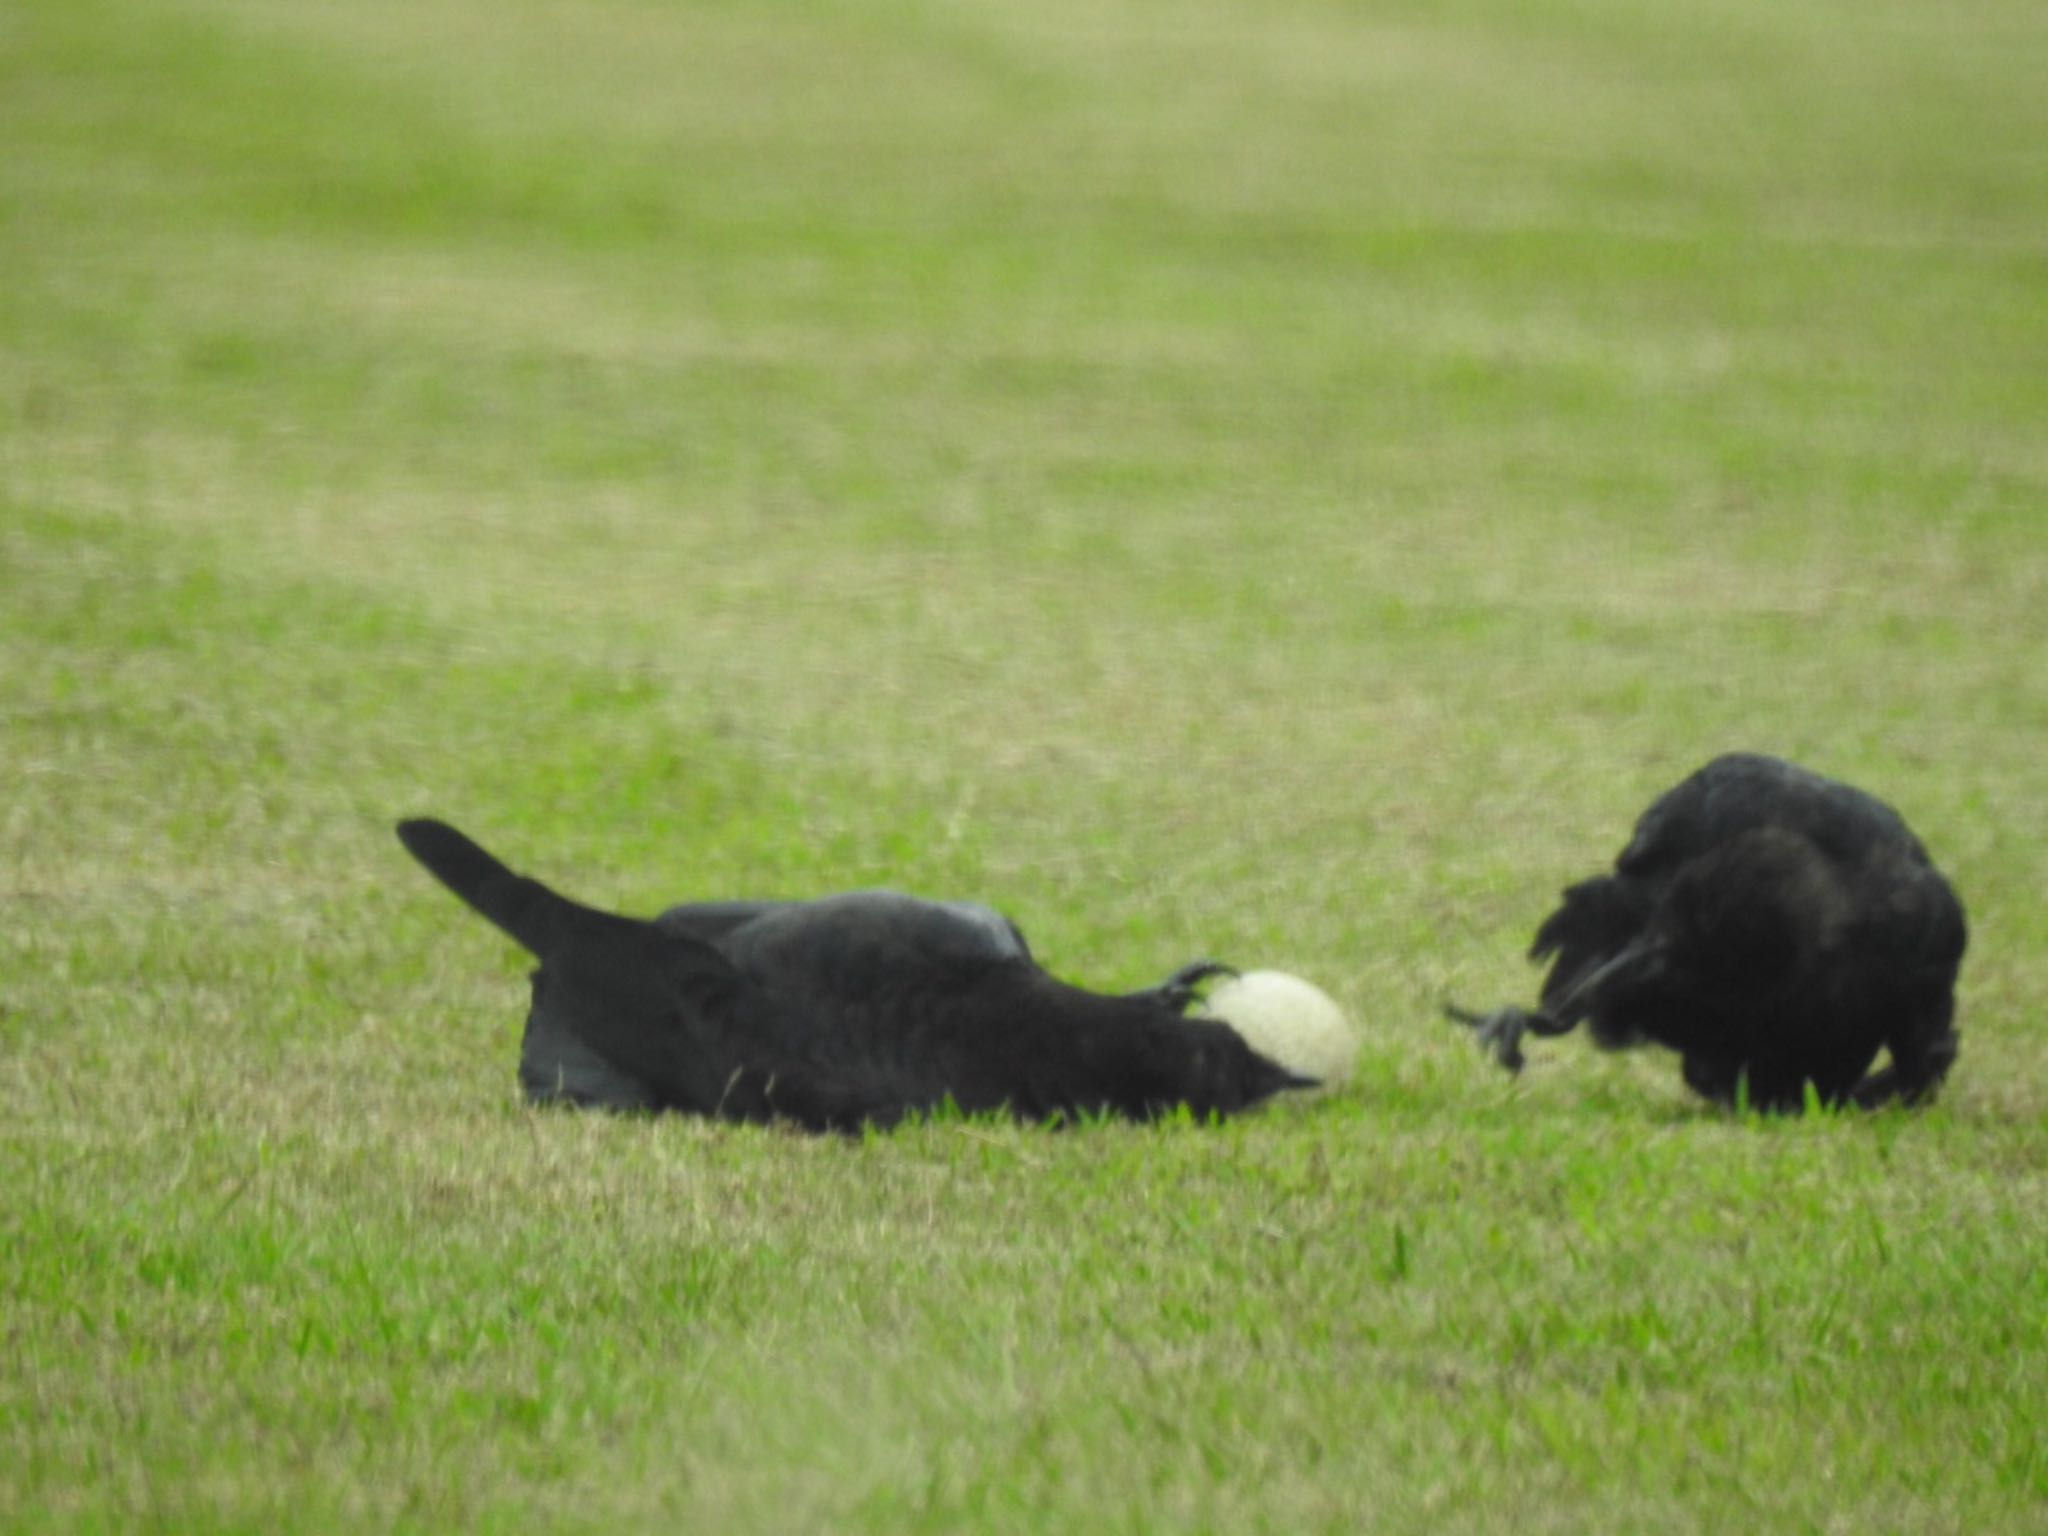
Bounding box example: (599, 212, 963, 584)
(5, 0, 2047, 1528)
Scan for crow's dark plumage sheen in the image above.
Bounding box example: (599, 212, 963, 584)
(397, 819, 1310, 1130)
(1449, 754, 1967, 1110)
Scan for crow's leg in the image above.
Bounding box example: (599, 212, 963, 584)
(1684, 1055, 1840, 1112)
(1677, 1051, 1814, 1108)
(1851, 1029, 1958, 1109)
(1443, 1002, 1573, 1074)
(1683, 1052, 1827, 1113)
(1681, 1051, 1744, 1107)
(1134, 960, 1237, 1012)
(1451, 938, 1670, 1074)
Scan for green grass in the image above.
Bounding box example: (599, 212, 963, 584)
(4, 0, 2047, 1527)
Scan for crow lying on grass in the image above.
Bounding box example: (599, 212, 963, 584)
(397, 819, 1312, 1130)
(1448, 753, 1967, 1111)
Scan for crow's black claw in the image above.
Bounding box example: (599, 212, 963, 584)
(1444, 1000, 1538, 1074)
(1144, 960, 1239, 1012)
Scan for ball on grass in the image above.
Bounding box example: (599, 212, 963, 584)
(1199, 970, 1358, 1096)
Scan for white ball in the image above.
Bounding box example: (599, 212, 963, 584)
(1199, 970, 1358, 1094)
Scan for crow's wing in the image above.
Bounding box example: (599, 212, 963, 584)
(658, 889, 1034, 1003)
(1616, 754, 1927, 878)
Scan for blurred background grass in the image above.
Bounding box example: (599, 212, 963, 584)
(3, 0, 2045, 1528)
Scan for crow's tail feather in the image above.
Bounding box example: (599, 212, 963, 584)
(396, 818, 638, 957)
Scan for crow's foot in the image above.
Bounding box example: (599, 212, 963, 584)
(1142, 960, 1238, 1013)
(1443, 1002, 1558, 1074)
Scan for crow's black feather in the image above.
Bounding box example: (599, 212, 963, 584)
(398, 819, 1307, 1129)
(1451, 754, 1966, 1110)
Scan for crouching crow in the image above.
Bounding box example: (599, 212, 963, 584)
(397, 819, 1313, 1130)
(1447, 753, 1967, 1111)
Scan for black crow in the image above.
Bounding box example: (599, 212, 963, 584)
(1447, 753, 1967, 1111)
(396, 819, 1313, 1130)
